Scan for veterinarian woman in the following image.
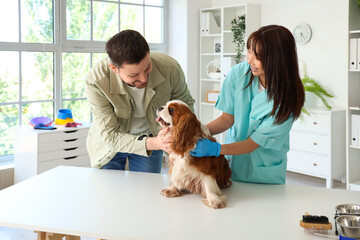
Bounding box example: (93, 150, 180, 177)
(190, 25, 305, 184)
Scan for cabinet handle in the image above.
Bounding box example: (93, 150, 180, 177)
(313, 163, 317, 166)
(64, 138, 78, 142)
(313, 122, 317, 125)
(64, 130, 78, 133)
(64, 147, 78, 151)
(64, 156, 78, 160)
(313, 142, 317, 146)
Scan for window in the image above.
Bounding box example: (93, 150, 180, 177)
(0, 0, 167, 161)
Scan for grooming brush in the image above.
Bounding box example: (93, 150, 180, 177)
(300, 212, 332, 231)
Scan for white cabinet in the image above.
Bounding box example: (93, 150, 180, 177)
(14, 123, 91, 183)
(287, 109, 346, 188)
(199, 4, 260, 143)
(347, 0, 360, 191)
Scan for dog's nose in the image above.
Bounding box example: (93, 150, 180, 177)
(158, 107, 164, 111)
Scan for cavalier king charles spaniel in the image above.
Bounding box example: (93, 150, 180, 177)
(156, 100, 232, 209)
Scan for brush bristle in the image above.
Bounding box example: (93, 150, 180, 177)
(302, 215, 329, 224)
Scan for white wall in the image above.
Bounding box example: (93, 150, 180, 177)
(168, 0, 211, 114)
(169, 0, 348, 110)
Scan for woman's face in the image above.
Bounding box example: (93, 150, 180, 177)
(247, 48, 265, 82)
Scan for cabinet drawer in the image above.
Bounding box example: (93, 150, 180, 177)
(349, 184, 360, 192)
(38, 154, 90, 173)
(287, 150, 329, 177)
(38, 146, 88, 162)
(38, 128, 89, 143)
(38, 137, 86, 153)
(292, 114, 329, 134)
(290, 131, 330, 154)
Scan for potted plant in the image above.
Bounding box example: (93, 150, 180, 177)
(231, 15, 246, 64)
(301, 70, 333, 115)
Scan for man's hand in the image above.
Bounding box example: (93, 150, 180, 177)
(145, 127, 172, 152)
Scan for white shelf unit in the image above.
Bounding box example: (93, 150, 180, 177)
(199, 4, 260, 143)
(347, 0, 360, 191)
(287, 109, 346, 188)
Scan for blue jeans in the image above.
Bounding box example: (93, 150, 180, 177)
(101, 150, 163, 173)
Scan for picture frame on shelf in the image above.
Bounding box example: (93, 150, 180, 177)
(206, 91, 220, 103)
(214, 42, 221, 53)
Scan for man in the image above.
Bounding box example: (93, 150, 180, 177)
(84, 30, 195, 173)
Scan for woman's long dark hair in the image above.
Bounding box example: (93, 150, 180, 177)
(245, 25, 305, 124)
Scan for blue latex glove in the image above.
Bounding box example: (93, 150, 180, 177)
(190, 138, 221, 157)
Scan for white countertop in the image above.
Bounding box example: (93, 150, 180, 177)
(0, 166, 359, 240)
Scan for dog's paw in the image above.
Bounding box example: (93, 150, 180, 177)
(221, 180, 232, 189)
(160, 187, 181, 198)
(202, 195, 226, 209)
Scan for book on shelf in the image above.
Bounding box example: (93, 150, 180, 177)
(221, 57, 235, 79)
(200, 12, 220, 35)
(351, 114, 360, 146)
(350, 38, 357, 70)
(358, 38, 360, 69)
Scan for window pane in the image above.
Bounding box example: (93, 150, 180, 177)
(0, 0, 18, 42)
(93, 2, 118, 41)
(145, 6, 162, 43)
(62, 53, 90, 99)
(92, 53, 107, 66)
(21, 0, 53, 43)
(22, 52, 54, 101)
(0, 104, 18, 156)
(22, 102, 53, 126)
(120, 4, 143, 34)
(120, 0, 143, 4)
(145, 0, 163, 6)
(66, 0, 90, 40)
(63, 100, 91, 123)
(0, 52, 19, 103)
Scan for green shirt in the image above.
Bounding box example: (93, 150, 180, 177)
(85, 52, 195, 168)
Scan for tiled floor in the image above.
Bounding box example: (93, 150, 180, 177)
(0, 171, 347, 239)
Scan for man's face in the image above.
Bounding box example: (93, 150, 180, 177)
(109, 53, 152, 88)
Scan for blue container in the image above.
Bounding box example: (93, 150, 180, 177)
(55, 109, 74, 124)
(57, 109, 73, 119)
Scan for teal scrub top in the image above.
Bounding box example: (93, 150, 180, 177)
(215, 62, 293, 184)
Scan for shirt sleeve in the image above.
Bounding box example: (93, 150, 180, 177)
(85, 76, 150, 157)
(250, 115, 293, 150)
(215, 67, 236, 115)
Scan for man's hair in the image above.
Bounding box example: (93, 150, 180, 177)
(105, 30, 150, 67)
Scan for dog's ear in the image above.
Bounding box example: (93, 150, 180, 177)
(171, 112, 202, 157)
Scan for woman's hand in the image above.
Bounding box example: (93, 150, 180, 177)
(190, 138, 221, 157)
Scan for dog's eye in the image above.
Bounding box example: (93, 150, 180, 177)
(169, 107, 174, 113)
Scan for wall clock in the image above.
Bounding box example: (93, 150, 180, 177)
(293, 23, 312, 44)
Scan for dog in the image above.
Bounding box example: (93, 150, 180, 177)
(156, 100, 232, 209)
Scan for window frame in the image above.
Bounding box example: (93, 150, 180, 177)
(0, 0, 168, 162)
(60, 0, 168, 51)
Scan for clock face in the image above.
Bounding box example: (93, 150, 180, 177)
(293, 24, 312, 44)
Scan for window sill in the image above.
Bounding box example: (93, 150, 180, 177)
(0, 160, 14, 170)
